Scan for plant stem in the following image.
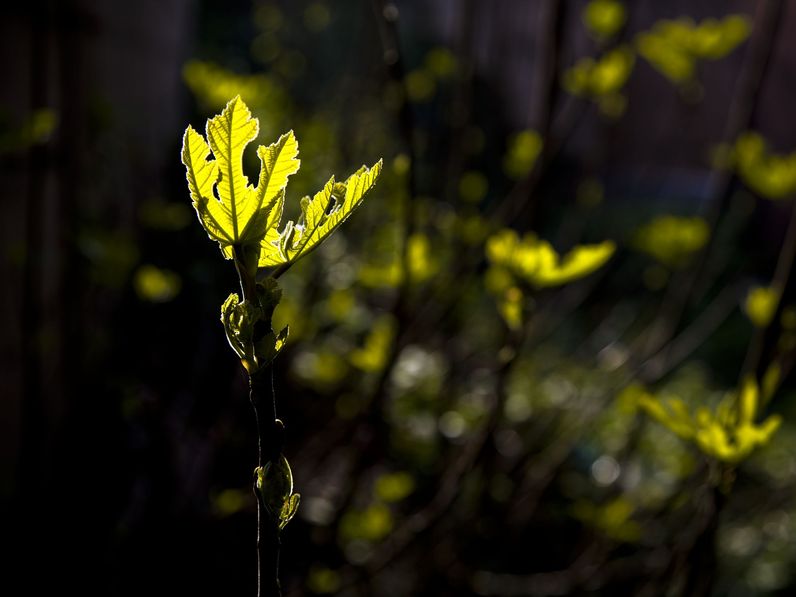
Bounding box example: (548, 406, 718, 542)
(255, 493, 282, 597)
(250, 369, 283, 597)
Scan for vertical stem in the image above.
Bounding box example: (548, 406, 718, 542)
(236, 240, 283, 596)
(250, 370, 283, 597)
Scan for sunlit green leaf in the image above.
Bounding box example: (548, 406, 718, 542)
(182, 96, 300, 258)
(261, 160, 383, 267)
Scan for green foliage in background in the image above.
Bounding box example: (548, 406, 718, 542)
(582, 0, 626, 43)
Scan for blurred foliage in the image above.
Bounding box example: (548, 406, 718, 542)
(733, 132, 796, 199)
(638, 378, 782, 463)
(563, 46, 634, 117)
(636, 14, 750, 86)
(133, 265, 181, 303)
(632, 215, 710, 269)
(485, 229, 615, 289)
(744, 285, 781, 329)
(582, 0, 626, 43)
(484, 229, 614, 330)
(503, 130, 543, 180)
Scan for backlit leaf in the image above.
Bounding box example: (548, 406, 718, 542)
(182, 95, 300, 258)
(260, 159, 383, 267)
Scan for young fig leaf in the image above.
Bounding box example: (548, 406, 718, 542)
(181, 95, 300, 258)
(259, 160, 383, 267)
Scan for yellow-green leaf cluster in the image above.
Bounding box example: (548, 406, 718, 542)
(744, 286, 780, 328)
(582, 0, 626, 42)
(733, 132, 796, 199)
(503, 130, 543, 180)
(632, 215, 709, 268)
(636, 15, 750, 84)
(486, 229, 616, 288)
(563, 46, 634, 116)
(133, 265, 181, 303)
(637, 378, 782, 463)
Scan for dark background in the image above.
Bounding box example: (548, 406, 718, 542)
(3, 1, 796, 595)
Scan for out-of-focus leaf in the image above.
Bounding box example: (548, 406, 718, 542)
(632, 215, 709, 268)
(134, 265, 181, 302)
(582, 0, 626, 42)
(503, 130, 543, 179)
(744, 286, 780, 328)
(486, 229, 615, 288)
(638, 378, 782, 463)
(734, 132, 796, 199)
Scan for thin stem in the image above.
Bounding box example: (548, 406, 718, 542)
(250, 370, 283, 597)
(234, 241, 283, 596)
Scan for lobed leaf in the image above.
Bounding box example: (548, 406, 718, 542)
(181, 95, 301, 258)
(259, 159, 383, 267)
